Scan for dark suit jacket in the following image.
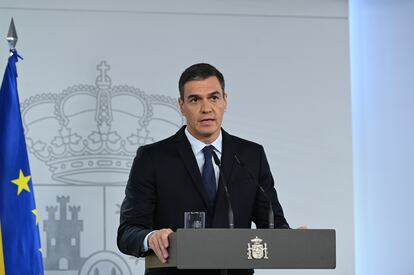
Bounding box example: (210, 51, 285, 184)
(117, 126, 289, 275)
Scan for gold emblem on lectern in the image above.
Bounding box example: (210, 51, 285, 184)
(247, 236, 268, 260)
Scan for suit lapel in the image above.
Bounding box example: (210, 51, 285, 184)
(175, 127, 213, 212)
(220, 129, 236, 185)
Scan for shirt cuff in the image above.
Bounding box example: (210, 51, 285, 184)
(142, 230, 155, 252)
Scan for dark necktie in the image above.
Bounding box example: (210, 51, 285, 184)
(202, 145, 216, 207)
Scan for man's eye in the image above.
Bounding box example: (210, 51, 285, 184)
(211, 96, 219, 101)
(189, 98, 198, 103)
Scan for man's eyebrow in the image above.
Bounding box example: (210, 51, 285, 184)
(186, 94, 201, 99)
(186, 91, 222, 99)
(208, 91, 221, 96)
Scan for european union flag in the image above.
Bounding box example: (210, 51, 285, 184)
(0, 50, 43, 274)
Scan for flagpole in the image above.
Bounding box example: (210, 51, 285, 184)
(0, 18, 20, 275)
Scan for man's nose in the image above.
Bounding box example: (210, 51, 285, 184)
(200, 99, 212, 113)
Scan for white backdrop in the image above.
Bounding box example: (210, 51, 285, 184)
(0, 1, 353, 274)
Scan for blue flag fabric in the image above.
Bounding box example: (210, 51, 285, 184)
(0, 50, 44, 274)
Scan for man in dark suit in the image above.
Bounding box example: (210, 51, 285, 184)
(117, 63, 289, 275)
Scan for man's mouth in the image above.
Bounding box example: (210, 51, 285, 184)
(199, 118, 215, 124)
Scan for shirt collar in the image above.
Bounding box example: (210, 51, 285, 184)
(185, 127, 222, 155)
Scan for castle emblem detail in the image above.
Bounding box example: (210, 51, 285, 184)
(43, 196, 84, 270)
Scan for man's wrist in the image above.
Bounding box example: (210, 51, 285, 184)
(142, 230, 155, 252)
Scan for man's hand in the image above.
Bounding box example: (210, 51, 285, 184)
(148, 228, 173, 263)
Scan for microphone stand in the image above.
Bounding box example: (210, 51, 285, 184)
(212, 151, 232, 275)
(212, 151, 234, 229)
(234, 154, 274, 229)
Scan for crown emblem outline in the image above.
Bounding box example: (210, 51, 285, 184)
(21, 61, 184, 185)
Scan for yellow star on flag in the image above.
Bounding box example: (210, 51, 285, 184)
(11, 169, 31, 195)
(32, 209, 39, 225)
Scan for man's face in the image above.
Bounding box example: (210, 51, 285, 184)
(179, 76, 227, 144)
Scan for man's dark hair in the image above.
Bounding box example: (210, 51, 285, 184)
(178, 63, 225, 100)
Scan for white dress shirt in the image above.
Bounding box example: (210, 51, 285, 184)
(184, 127, 222, 188)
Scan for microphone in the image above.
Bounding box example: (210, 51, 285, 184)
(212, 151, 234, 229)
(234, 154, 274, 229)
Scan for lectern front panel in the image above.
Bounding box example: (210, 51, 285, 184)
(145, 229, 336, 269)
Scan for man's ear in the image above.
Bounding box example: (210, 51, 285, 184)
(178, 98, 185, 115)
(223, 92, 228, 111)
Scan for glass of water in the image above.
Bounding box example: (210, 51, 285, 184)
(184, 212, 205, 229)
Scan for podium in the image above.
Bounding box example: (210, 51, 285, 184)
(146, 229, 335, 270)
